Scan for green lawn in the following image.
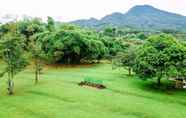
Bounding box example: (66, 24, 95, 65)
(0, 64, 186, 118)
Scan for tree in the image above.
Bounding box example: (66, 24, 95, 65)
(137, 32, 147, 40)
(112, 46, 137, 76)
(29, 39, 45, 84)
(0, 24, 28, 95)
(17, 18, 45, 48)
(121, 47, 137, 75)
(36, 26, 108, 64)
(18, 18, 44, 39)
(103, 27, 117, 37)
(133, 34, 185, 86)
(100, 36, 124, 57)
(166, 42, 186, 79)
(46, 16, 55, 32)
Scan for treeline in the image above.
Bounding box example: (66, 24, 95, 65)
(114, 34, 186, 86)
(0, 17, 126, 64)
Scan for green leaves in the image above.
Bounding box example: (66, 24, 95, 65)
(0, 25, 28, 79)
(133, 34, 186, 81)
(36, 25, 108, 64)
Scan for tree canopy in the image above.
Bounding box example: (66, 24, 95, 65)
(133, 34, 186, 85)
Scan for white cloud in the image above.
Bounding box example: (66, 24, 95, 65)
(0, 0, 185, 22)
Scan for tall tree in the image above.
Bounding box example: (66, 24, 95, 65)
(29, 39, 45, 84)
(0, 23, 28, 95)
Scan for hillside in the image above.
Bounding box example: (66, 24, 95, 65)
(71, 5, 186, 31)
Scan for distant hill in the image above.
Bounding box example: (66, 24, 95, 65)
(71, 5, 186, 31)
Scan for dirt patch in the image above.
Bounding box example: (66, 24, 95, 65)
(78, 81, 106, 89)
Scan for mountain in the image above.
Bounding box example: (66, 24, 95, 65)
(71, 5, 186, 31)
(72, 18, 99, 28)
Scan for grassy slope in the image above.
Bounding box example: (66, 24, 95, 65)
(0, 64, 186, 118)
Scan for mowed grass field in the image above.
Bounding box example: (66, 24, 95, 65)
(0, 63, 186, 118)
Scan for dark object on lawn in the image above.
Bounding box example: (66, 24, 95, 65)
(78, 77, 106, 89)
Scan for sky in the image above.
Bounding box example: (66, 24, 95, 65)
(0, 0, 186, 22)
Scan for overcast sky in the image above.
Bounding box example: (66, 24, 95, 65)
(0, 0, 186, 22)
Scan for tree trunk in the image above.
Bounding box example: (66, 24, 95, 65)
(128, 67, 132, 76)
(157, 70, 163, 87)
(8, 79, 14, 95)
(157, 77, 161, 86)
(35, 60, 39, 84)
(35, 69, 39, 84)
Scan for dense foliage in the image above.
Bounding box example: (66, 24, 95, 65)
(0, 18, 126, 65)
(35, 26, 107, 64)
(133, 34, 186, 85)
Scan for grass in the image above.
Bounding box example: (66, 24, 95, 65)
(0, 63, 186, 118)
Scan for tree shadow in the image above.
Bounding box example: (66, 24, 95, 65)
(136, 79, 186, 95)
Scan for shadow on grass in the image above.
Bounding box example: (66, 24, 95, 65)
(108, 87, 186, 106)
(27, 91, 76, 103)
(117, 73, 186, 94)
(107, 77, 186, 106)
(23, 108, 50, 118)
(121, 111, 153, 118)
(135, 79, 186, 95)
